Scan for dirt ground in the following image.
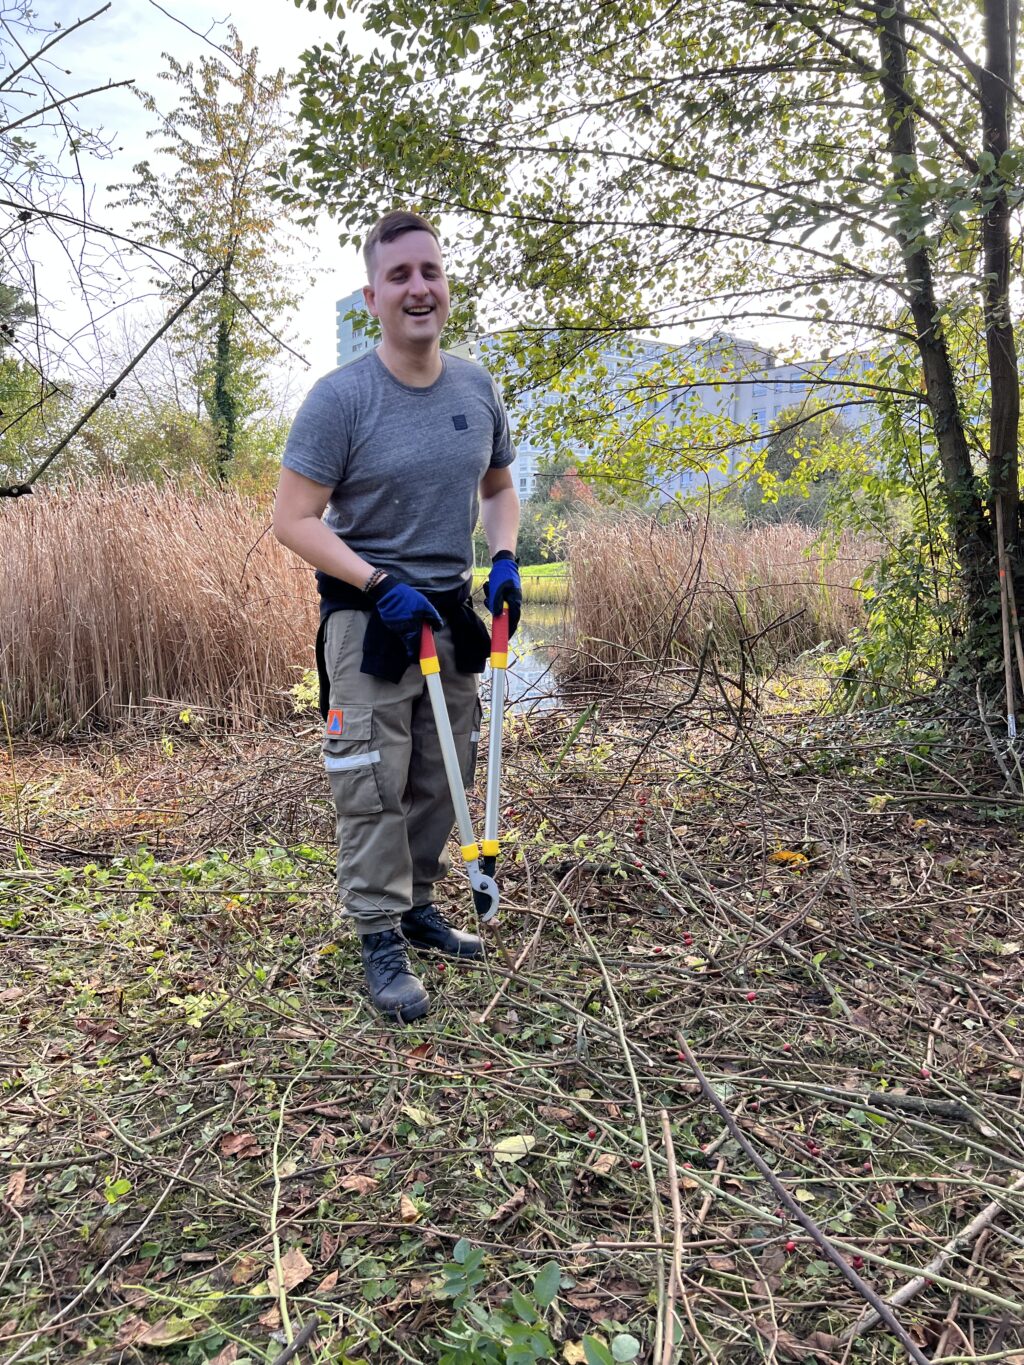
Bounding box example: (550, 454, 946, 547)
(2, 678, 1024, 1364)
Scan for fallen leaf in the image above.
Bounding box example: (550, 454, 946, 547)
(266, 1248, 313, 1295)
(566, 1291, 605, 1311)
(310, 1103, 347, 1118)
(493, 1134, 536, 1163)
(563, 1344, 587, 1364)
(5, 1169, 28, 1207)
(321, 1230, 339, 1261)
(401, 1103, 433, 1126)
(538, 1105, 575, 1124)
(258, 1304, 281, 1329)
(231, 1254, 262, 1285)
(219, 1132, 262, 1159)
(209, 1345, 239, 1365)
(399, 1194, 421, 1224)
(794, 1188, 816, 1203)
(489, 1187, 528, 1222)
(0, 987, 22, 1003)
(135, 1316, 198, 1347)
(705, 1254, 735, 1273)
(315, 1270, 339, 1293)
(590, 1152, 620, 1178)
(339, 1174, 379, 1195)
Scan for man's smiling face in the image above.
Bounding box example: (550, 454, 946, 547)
(364, 229, 451, 352)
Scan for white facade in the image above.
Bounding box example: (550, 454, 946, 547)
(334, 292, 867, 502)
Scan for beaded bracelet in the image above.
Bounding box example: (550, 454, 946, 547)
(363, 567, 387, 595)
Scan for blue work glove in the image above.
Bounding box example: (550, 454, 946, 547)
(484, 550, 522, 638)
(368, 575, 443, 659)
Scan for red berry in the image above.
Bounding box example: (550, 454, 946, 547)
(920, 1066, 931, 1078)
(682, 1161, 692, 1169)
(630, 1159, 642, 1169)
(851, 1256, 864, 1270)
(782, 1043, 791, 1052)
(677, 1050, 685, 1061)
(750, 1101, 760, 1111)
(746, 991, 757, 1002)
(437, 962, 446, 972)
(785, 1241, 797, 1253)
(587, 1128, 597, 1139)
(637, 795, 647, 806)
(483, 1060, 493, 1070)
(654, 946, 664, 955)
(862, 1161, 872, 1171)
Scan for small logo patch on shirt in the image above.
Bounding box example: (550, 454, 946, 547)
(325, 708, 344, 736)
(452, 414, 468, 430)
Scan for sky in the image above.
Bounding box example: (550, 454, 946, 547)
(18, 0, 369, 407)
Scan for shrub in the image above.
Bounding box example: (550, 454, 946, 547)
(0, 479, 317, 734)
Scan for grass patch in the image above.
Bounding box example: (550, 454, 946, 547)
(473, 563, 568, 604)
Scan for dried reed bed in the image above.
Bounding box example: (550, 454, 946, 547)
(566, 516, 874, 677)
(1, 481, 317, 734)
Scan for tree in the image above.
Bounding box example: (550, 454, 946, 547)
(114, 28, 300, 477)
(734, 408, 863, 529)
(282, 0, 1024, 683)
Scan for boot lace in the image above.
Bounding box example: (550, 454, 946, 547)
(365, 931, 412, 986)
(408, 904, 450, 932)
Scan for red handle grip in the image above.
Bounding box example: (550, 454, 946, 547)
(491, 609, 509, 654)
(420, 622, 437, 660)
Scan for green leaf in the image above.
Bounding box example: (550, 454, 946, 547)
(452, 1237, 471, 1264)
(584, 1338, 616, 1365)
(533, 1259, 560, 1307)
(612, 1336, 642, 1363)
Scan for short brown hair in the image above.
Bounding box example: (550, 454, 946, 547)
(363, 210, 441, 278)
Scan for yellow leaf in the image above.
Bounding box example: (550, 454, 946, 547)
(493, 1134, 536, 1163)
(794, 1188, 816, 1203)
(563, 1343, 588, 1364)
(768, 849, 808, 871)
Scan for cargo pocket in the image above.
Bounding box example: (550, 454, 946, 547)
(322, 705, 383, 815)
(459, 697, 483, 789)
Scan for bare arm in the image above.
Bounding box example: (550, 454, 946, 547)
(479, 464, 520, 557)
(271, 467, 376, 589)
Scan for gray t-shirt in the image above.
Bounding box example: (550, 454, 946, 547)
(282, 351, 516, 592)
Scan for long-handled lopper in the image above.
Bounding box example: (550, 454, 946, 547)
(419, 613, 508, 924)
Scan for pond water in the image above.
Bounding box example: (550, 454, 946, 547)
(485, 603, 567, 711)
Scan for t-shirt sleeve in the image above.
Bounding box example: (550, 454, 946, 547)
(282, 376, 349, 488)
(488, 375, 516, 469)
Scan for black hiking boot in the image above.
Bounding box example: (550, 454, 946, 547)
(401, 904, 484, 959)
(360, 929, 430, 1022)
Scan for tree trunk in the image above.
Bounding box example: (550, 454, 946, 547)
(211, 270, 237, 480)
(980, 0, 1021, 558)
(878, 7, 998, 661)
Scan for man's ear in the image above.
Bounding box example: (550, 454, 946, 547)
(362, 282, 377, 318)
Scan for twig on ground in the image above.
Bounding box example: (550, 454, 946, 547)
(841, 1175, 1024, 1343)
(676, 1034, 933, 1365)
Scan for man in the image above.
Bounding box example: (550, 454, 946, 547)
(272, 210, 521, 1023)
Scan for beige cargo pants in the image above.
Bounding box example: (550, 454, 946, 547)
(321, 609, 481, 936)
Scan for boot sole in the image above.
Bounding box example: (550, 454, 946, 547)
(372, 995, 430, 1023)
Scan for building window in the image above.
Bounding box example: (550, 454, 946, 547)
(519, 478, 528, 491)
(752, 409, 766, 427)
(753, 381, 767, 397)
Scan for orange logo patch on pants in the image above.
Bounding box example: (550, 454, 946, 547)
(325, 709, 344, 736)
